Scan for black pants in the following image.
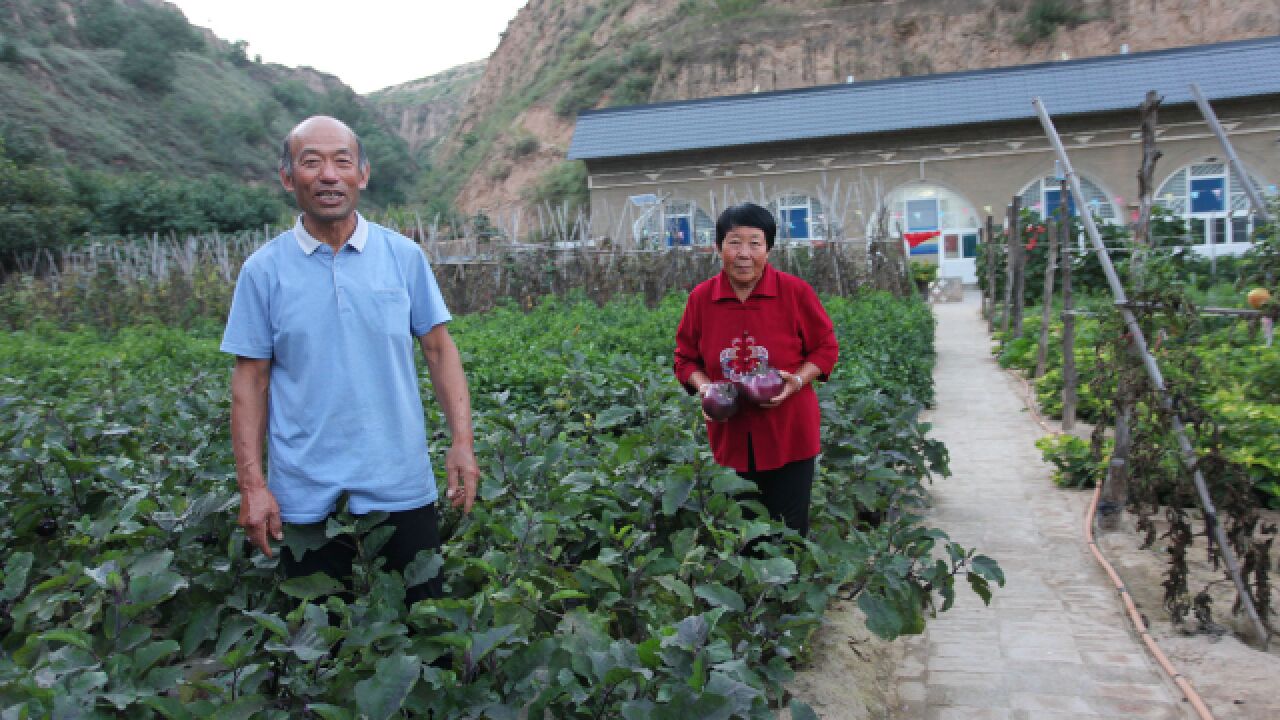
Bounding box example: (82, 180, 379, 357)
(738, 441, 816, 538)
(281, 502, 444, 605)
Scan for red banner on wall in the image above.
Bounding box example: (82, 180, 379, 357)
(903, 230, 941, 248)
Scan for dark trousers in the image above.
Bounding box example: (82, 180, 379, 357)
(738, 440, 816, 538)
(281, 502, 444, 605)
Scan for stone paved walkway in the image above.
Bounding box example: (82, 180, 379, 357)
(891, 291, 1194, 720)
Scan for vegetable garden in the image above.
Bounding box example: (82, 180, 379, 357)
(0, 255, 1001, 717)
(984, 199, 1279, 643)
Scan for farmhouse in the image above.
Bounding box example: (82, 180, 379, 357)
(567, 36, 1280, 283)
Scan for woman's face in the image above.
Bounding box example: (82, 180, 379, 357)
(720, 225, 770, 289)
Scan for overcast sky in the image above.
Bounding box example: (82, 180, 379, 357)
(168, 1, 528, 94)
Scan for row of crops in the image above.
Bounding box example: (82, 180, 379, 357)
(0, 289, 1000, 718)
(985, 212, 1278, 635)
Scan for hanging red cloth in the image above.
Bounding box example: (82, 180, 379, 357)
(903, 230, 941, 248)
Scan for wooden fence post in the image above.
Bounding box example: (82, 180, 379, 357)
(1060, 182, 1077, 432)
(1034, 215, 1059, 378)
(984, 214, 996, 329)
(1010, 196, 1027, 338)
(1001, 204, 1015, 335)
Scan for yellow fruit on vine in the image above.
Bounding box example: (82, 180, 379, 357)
(1247, 287, 1271, 309)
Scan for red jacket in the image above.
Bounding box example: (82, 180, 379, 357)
(674, 264, 839, 472)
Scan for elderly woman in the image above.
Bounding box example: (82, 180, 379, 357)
(674, 202, 839, 538)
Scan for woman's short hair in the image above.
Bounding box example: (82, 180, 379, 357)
(715, 202, 776, 250)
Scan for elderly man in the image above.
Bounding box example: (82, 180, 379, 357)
(221, 115, 478, 602)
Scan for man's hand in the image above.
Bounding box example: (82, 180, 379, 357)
(238, 484, 283, 557)
(444, 444, 480, 514)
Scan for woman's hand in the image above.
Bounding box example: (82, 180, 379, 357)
(760, 370, 806, 408)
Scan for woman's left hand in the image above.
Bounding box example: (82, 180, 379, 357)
(760, 370, 805, 408)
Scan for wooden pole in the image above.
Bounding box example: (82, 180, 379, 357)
(1010, 196, 1027, 338)
(1034, 215, 1059, 378)
(1189, 83, 1271, 223)
(1001, 204, 1015, 335)
(984, 214, 996, 329)
(1035, 96, 1270, 648)
(1060, 186, 1077, 431)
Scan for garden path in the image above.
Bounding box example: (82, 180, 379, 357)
(890, 289, 1194, 719)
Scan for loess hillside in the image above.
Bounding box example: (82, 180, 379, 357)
(407, 0, 1280, 217)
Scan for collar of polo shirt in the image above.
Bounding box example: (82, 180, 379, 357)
(293, 213, 370, 255)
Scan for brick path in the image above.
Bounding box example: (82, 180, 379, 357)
(890, 292, 1194, 720)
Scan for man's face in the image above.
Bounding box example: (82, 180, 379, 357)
(280, 119, 369, 225)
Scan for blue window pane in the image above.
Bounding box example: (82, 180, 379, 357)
(962, 233, 979, 258)
(906, 199, 939, 232)
(782, 207, 810, 240)
(1190, 177, 1225, 213)
(1043, 189, 1076, 218)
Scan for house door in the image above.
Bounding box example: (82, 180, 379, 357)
(666, 215, 692, 246)
(939, 230, 980, 283)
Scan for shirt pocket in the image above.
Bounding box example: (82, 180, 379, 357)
(373, 287, 411, 336)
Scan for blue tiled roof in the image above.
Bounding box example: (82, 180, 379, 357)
(568, 36, 1280, 161)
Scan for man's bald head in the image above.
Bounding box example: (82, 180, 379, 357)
(279, 116, 369, 179)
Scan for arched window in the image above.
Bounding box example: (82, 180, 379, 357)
(877, 182, 983, 282)
(771, 194, 826, 242)
(878, 182, 981, 252)
(1155, 162, 1268, 246)
(1018, 174, 1118, 223)
(636, 199, 714, 248)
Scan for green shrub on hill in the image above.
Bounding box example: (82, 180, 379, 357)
(0, 142, 88, 259)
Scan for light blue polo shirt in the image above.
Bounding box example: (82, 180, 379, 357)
(221, 214, 451, 523)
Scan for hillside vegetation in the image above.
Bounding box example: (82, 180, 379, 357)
(0, 0, 414, 258)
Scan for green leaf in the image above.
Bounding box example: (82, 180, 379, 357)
(132, 640, 179, 676)
(212, 695, 269, 720)
(403, 551, 443, 589)
(142, 695, 193, 719)
(1, 551, 33, 602)
(305, 704, 355, 720)
(636, 637, 662, 669)
(40, 628, 94, 651)
(282, 522, 331, 561)
(747, 556, 796, 585)
(354, 653, 421, 720)
(693, 583, 745, 612)
(244, 611, 289, 638)
(661, 476, 694, 516)
(788, 699, 820, 720)
(549, 589, 589, 602)
(967, 573, 993, 606)
(594, 405, 634, 429)
(124, 570, 188, 616)
(129, 549, 174, 576)
(280, 572, 345, 601)
(580, 560, 619, 591)
(969, 554, 1005, 586)
(857, 592, 903, 640)
(655, 575, 694, 606)
(469, 624, 520, 663)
